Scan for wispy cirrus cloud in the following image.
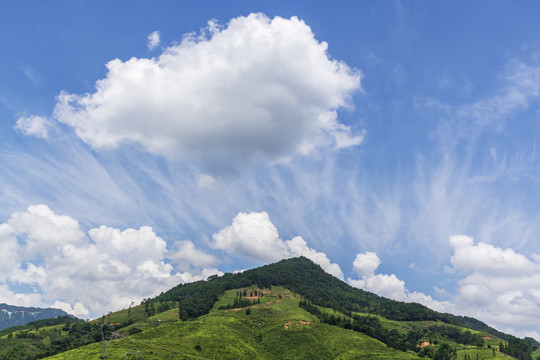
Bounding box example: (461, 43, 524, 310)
(407, 60, 540, 257)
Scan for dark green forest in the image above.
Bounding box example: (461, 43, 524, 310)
(156, 257, 506, 330)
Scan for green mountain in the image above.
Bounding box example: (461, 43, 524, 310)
(0, 304, 68, 330)
(1, 257, 538, 360)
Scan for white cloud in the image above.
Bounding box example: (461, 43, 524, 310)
(21, 65, 43, 86)
(462, 61, 540, 128)
(0, 284, 42, 308)
(8, 204, 86, 257)
(352, 251, 380, 277)
(360, 234, 540, 340)
(450, 234, 535, 275)
(147, 30, 160, 50)
(0, 223, 19, 275)
(348, 238, 540, 341)
(407, 61, 540, 262)
(169, 240, 219, 268)
(52, 13, 362, 165)
(14, 115, 52, 139)
(447, 235, 540, 337)
(0, 205, 219, 318)
(89, 225, 169, 267)
(177, 267, 224, 283)
(9, 263, 47, 286)
(333, 127, 366, 149)
(211, 211, 344, 279)
(196, 173, 219, 190)
(285, 236, 344, 280)
(350, 273, 407, 301)
(52, 300, 89, 319)
(348, 251, 451, 312)
(349, 251, 408, 300)
(212, 211, 288, 262)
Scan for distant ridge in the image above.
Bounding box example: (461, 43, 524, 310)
(0, 303, 68, 330)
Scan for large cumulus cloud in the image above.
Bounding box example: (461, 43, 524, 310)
(348, 238, 540, 340)
(211, 211, 344, 280)
(52, 13, 363, 164)
(0, 205, 219, 318)
(448, 235, 540, 338)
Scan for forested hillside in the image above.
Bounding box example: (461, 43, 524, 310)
(155, 257, 494, 328)
(1, 257, 538, 360)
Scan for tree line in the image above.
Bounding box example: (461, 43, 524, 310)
(0, 318, 135, 360)
(154, 257, 457, 323)
(499, 337, 534, 360)
(299, 298, 483, 357)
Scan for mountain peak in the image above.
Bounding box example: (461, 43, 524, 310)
(0, 303, 68, 330)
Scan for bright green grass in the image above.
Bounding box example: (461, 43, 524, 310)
(94, 303, 149, 325)
(349, 310, 506, 352)
(456, 346, 516, 359)
(148, 308, 180, 322)
(44, 286, 513, 360)
(0, 323, 64, 339)
(45, 287, 421, 360)
(0, 325, 68, 359)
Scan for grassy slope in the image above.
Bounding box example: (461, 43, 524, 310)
(45, 287, 421, 360)
(321, 311, 515, 360)
(43, 286, 521, 360)
(1, 289, 520, 359)
(0, 257, 533, 359)
(455, 347, 515, 359)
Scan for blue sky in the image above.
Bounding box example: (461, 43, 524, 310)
(2, 0, 540, 339)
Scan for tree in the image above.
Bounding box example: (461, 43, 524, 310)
(128, 301, 134, 317)
(432, 343, 456, 360)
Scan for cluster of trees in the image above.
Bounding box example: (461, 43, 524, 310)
(0, 315, 80, 337)
(218, 291, 261, 310)
(0, 317, 136, 360)
(140, 299, 176, 317)
(299, 299, 417, 352)
(417, 343, 456, 360)
(499, 337, 534, 360)
(299, 298, 485, 358)
(423, 325, 484, 347)
(0, 321, 100, 360)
